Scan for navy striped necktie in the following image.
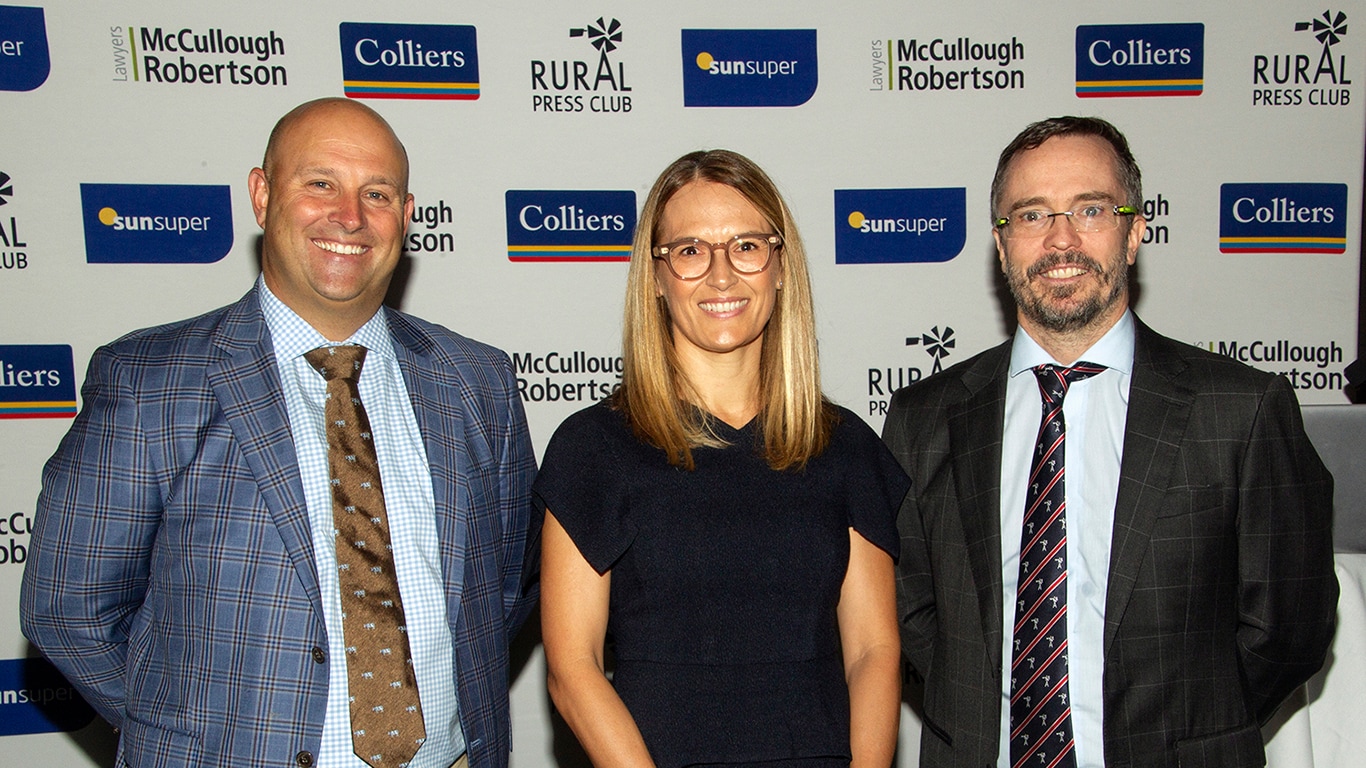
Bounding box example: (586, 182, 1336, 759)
(1009, 361, 1105, 768)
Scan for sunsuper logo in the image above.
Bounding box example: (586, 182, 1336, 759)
(834, 188, 966, 264)
(682, 29, 817, 107)
(80, 183, 233, 264)
(1075, 23, 1203, 97)
(0, 658, 96, 735)
(0, 5, 50, 91)
(340, 22, 477, 100)
(0, 344, 75, 419)
(1218, 183, 1346, 253)
(505, 190, 635, 262)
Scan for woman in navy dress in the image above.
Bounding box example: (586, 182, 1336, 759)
(536, 150, 910, 768)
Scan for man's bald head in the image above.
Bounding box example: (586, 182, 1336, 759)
(261, 97, 410, 195)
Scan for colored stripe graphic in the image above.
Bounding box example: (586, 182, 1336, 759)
(343, 80, 479, 99)
(1219, 236, 1346, 253)
(1077, 79, 1202, 97)
(0, 401, 77, 418)
(507, 245, 631, 262)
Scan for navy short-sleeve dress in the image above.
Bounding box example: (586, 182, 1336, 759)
(534, 400, 910, 768)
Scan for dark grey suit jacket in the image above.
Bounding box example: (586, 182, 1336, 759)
(882, 318, 1336, 768)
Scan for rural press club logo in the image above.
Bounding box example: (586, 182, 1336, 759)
(1253, 10, 1353, 106)
(834, 189, 966, 264)
(0, 344, 76, 419)
(505, 190, 635, 262)
(1, 170, 28, 271)
(0, 4, 50, 91)
(531, 17, 632, 113)
(0, 658, 95, 735)
(682, 29, 818, 107)
(80, 183, 233, 264)
(1218, 183, 1346, 254)
(868, 325, 956, 417)
(340, 22, 478, 100)
(1075, 23, 1203, 98)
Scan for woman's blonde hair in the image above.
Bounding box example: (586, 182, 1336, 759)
(614, 149, 834, 471)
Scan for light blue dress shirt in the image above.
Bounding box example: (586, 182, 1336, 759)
(259, 278, 464, 767)
(998, 310, 1134, 768)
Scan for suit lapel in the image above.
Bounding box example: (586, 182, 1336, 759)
(948, 341, 1011, 665)
(1103, 320, 1197, 654)
(387, 311, 472, 628)
(205, 291, 323, 615)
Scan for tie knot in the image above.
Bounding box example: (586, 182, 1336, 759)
(305, 345, 367, 382)
(1032, 361, 1106, 406)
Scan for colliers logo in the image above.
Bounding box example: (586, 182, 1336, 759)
(1075, 23, 1203, 98)
(109, 25, 286, 86)
(80, 184, 233, 264)
(531, 17, 632, 113)
(682, 29, 818, 107)
(505, 190, 635, 262)
(0, 5, 49, 91)
(0, 345, 76, 419)
(1253, 10, 1353, 106)
(340, 22, 478, 100)
(1218, 183, 1346, 253)
(834, 188, 966, 264)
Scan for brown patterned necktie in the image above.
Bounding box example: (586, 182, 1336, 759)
(305, 345, 426, 768)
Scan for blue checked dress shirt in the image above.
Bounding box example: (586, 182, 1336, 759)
(999, 311, 1135, 768)
(260, 278, 465, 767)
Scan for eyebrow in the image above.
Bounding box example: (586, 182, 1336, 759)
(1006, 190, 1118, 213)
(298, 166, 401, 189)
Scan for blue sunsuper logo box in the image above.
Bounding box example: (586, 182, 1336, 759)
(81, 183, 233, 264)
(682, 29, 818, 107)
(0, 5, 51, 91)
(835, 188, 967, 264)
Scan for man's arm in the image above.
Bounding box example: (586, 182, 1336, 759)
(1235, 374, 1337, 723)
(493, 352, 540, 637)
(19, 346, 161, 728)
(882, 390, 936, 678)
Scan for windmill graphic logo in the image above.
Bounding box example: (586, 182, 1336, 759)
(571, 17, 623, 69)
(0, 172, 12, 206)
(906, 326, 955, 374)
(1296, 11, 1347, 51)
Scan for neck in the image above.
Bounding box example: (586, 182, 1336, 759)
(674, 342, 763, 429)
(1019, 306, 1126, 366)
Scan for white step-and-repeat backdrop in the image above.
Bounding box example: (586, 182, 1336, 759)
(2, 1, 1361, 765)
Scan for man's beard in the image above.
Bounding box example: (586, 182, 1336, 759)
(1004, 248, 1128, 334)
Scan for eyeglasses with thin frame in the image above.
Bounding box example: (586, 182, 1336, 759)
(652, 233, 783, 280)
(994, 204, 1139, 237)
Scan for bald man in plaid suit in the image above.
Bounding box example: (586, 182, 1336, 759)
(21, 99, 538, 768)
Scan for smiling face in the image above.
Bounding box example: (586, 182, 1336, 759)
(249, 100, 414, 341)
(993, 134, 1145, 345)
(653, 180, 783, 369)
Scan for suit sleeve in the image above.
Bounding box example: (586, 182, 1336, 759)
(1235, 374, 1337, 723)
(883, 389, 937, 678)
(493, 352, 540, 638)
(19, 347, 160, 728)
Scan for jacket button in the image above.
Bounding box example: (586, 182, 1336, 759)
(296, 750, 314, 767)
(311, 646, 326, 664)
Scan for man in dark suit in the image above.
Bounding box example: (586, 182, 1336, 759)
(883, 116, 1336, 768)
(21, 98, 538, 768)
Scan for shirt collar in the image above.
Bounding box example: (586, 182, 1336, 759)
(257, 275, 395, 362)
(1009, 309, 1135, 378)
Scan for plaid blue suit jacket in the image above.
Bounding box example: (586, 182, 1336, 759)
(884, 318, 1337, 768)
(20, 288, 539, 768)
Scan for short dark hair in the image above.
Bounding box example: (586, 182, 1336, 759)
(989, 116, 1143, 220)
